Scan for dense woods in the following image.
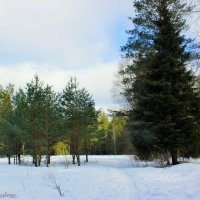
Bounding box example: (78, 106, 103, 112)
(0, 75, 131, 166)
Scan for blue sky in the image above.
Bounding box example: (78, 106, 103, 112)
(0, 0, 133, 111)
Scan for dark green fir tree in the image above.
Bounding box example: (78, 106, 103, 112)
(120, 0, 200, 164)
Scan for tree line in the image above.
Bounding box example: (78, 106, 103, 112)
(0, 75, 131, 167)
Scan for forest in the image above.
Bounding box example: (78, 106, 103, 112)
(0, 75, 132, 167)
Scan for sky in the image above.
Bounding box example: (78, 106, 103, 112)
(0, 0, 133, 112)
(0, 0, 199, 112)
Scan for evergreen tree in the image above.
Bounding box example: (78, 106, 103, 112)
(21, 75, 61, 167)
(13, 89, 30, 164)
(0, 84, 24, 165)
(25, 75, 45, 166)
(60, 77, 97, 166)
(41, 85, 60, 167)
(119, 0, 200, 164)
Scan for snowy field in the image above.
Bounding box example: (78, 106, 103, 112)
(0, 155, 200, 200)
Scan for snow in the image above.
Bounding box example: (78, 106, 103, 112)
(0, 155, 200, 200)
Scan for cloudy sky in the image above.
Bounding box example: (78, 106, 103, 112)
(0, 0, 133, 111)
(0, 0, 199, 112)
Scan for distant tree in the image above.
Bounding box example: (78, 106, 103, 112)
(96, 112, 111, 155)
(111, 116, 128, 155)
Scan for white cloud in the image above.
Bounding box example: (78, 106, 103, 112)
(0, 61, 119, 111)
(0, 0, 132, 67)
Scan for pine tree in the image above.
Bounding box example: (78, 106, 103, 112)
(25, 75, 45, 166)
(0, 84, 25, 165)
(60, 77, 97, 166)
(21, 75, 61, 167)
(42, 85, 60, 167)
(120, 0, 200, 164)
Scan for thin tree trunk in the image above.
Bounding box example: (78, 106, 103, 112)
(47, 154, 50, 165)
(35, 158, 38, 167)
(18, 144, 22, 165)
(18, 154, 21, 165)
(85, 139, 89, 162)
(34, 111, 40, 167)
(46, 151, 50, 167)
(34, 154, 38, 167)
(76, 155, 80, 166)
(86, 153, 88, 163)
(113, 127, 117, 155)
(21, 144, 25, 155)
(14, 156, 16, 165)
(171, 151, 178, 165)
(38, 155, 41, 166)
(34, 142, 38, 167)
(45, 106, 50, 167)
(8, 154, 11, 165)
(72, 155, 76, 164)
(16, 154, 18, 165)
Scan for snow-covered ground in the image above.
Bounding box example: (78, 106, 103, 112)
(0, 155, 200, 200)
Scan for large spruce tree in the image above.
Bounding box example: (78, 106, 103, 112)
(120, 0, 200, 164)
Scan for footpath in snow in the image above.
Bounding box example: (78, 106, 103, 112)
(0, 155, 200, 200)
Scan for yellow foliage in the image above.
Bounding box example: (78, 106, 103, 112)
(53, 141, 70, 155)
